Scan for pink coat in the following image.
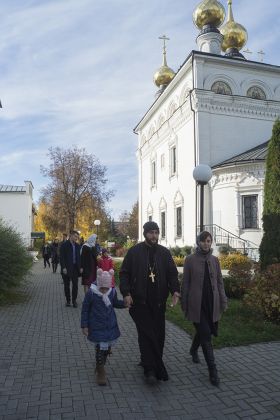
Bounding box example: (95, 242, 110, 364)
(97, 256, 115, 287)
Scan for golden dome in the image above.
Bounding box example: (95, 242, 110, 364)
(153, 35, 175, 88)
(153, 65, 175, 88)
(220, 0, 248, 52)
(193, 0, 225, 30)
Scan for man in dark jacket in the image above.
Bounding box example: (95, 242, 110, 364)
(120, 221, 180, 384)
(60, 230, 82, 308)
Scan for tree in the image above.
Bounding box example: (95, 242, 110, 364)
(259, 119, 280, 269)
(40, 147, 113, 232)
(127, 201, 138, 240)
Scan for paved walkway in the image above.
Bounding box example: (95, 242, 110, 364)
(0, 264, 279, 420)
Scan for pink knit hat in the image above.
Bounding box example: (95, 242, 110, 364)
(96, 268, 114, 288)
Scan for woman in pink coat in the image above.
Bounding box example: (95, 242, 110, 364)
(181, 231, 228, 387)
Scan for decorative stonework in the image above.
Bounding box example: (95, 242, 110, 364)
(247, 86, 266, 100)
(211, 81, 232, 95)
(210, 164, 265, 188)
(204, 73, 239, 95)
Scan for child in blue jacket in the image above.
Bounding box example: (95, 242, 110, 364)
(81, 268, 125, 385)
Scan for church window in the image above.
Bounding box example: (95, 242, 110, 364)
(151, 161, 156, 187)
(211, 81, 232, 95)
(242, 195, 258, 229)
(171, 146, 177, 175)
(246, 86, 266, 100)
(161, 154, 165, 169)
(176, 207, 182, 237)
(161, 211, 166, 239)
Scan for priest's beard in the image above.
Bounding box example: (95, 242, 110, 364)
(144, 236, 158, 248)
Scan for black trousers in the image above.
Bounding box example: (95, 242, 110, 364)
(129, 303, 168, 380)
(43, 256, 50, 268)
(63, 266, 79, 303)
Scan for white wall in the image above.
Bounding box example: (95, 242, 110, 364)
(0, 182, 34, 246)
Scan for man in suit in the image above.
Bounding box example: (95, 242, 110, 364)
(60, 230, 83, 308)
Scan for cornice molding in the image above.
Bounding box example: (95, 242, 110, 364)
(192, 90, 280, 119)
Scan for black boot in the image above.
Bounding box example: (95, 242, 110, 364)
(190, 333, 200, 364)
(201, 341, 220, 386)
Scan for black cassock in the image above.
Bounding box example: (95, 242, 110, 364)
(129, 245, 168, 380)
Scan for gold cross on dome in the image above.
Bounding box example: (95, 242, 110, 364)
(149, 271, 155, 283)
(159, 35, 170, 53)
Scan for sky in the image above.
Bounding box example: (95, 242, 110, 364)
(0, 0, 280, 218)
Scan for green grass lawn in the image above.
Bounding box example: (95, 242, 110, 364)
(166, 297, 280, 348)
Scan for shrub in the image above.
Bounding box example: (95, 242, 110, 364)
(170, 245, 192, 257)
(219, 253, 251, 270)
(173, 256, 185, 267)
(0, 219, 33, 293)
(170, 246, 182, 257)
(222, 255, 252, 298)
(113, 260, 122, 286)
(218, 244, 236, 255)
(244, 264, 280, 324)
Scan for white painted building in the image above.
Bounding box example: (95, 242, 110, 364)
(134, 0, 279, 256)
(0, 181, 35, 246)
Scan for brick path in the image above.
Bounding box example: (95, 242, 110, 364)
(0, 264, 279, 420)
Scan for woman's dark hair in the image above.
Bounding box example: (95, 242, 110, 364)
(197, 231, 213, 243)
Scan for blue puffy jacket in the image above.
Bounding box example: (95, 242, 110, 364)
(81, 288, 124, 343)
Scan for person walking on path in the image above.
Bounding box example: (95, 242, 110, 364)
(80, 234, 98, 294)
(181, 231, 228, 387)
(119, 221, 180, 384)
(42, 242, 51, 268)
(59, 233, 68, 284)
(81, 268, 125, 386)
(51, 238, 59, 273)
(97, 248, 115, 287)
(59, 230, 82, 308)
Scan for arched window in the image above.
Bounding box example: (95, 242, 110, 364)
(247, 86, 266, 100)
(211, 81, 232, 95)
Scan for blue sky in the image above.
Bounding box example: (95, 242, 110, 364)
(0, 0, 279, 218)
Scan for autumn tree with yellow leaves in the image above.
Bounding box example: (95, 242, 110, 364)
(37, 146, 113, 239)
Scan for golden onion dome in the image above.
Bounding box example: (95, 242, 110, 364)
(153, 35, 175, 88)
(153, 64, 175, 88)
(193, 0, 225, 30)
(220, 0, 248, 52)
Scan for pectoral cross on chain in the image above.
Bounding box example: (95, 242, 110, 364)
(149, 271, 155, 283)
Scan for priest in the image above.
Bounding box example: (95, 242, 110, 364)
(120, 221, 180, 384)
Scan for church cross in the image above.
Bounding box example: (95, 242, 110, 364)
(258, 50, 265, 62)
(159, 35, 170, 55)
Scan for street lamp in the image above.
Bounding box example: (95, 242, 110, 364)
(94, 219, 101, 235)
(193, 164, 212, 233)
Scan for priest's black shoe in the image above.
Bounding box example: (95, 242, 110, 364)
(73, 302, 78, 308)
(209, 368, 220, 387)
(144, 370, 157, 385)
(190, 349, 200, 364)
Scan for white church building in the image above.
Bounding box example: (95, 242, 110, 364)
(134, 0, 279, 257)
(0, 181, 35, 246)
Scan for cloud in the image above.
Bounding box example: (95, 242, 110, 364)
(0, 0, 279, 217)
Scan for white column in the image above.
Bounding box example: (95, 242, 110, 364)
(235, 188, 241, 235)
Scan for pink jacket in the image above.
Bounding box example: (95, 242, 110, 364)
(97, 256, 115, 287)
